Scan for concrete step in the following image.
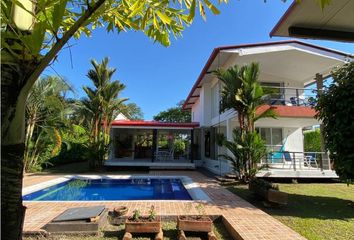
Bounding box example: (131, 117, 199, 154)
(224, 174, 237, 179)
(215, 176, 236, 183)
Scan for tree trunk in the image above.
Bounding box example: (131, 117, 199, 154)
(1, 63, 33, 240)
(1, 144, 26, 240)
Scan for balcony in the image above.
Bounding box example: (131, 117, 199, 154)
(261, 151, 329, 169)
(262, 86, 317, 107)
(255, 151, 338, 178)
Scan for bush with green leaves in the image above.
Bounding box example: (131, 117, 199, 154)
(49, 125, 90, 166)
(315, 62, 354, 181)
(173, 139, 186, 155)
(304, 129, 321, 152)
(220, 129, 268, 180)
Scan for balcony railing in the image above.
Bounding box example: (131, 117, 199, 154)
(260, 151, 331, 171)
(262, 86, 318, 107)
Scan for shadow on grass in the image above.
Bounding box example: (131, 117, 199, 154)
(228, 186, 354, 220)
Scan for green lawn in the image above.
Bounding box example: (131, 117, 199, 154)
(25, 220, 231, 240)
(227, 183, 354, 240)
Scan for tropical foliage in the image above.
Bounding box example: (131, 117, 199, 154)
(24, 76, 71, 172)
(49, 124, 90, 166)
(79, 57, 128, 169)
(315, 62, 354, 182)
(220, 129, 268, 179)
(153, 100, 191, 122)
(121, 103, 144, 120)
(214, 62, 276, 180)
(215, 63, 276, 133)
(2, 2, 224, 236)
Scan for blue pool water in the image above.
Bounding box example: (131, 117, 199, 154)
(23, 178, 192, 201)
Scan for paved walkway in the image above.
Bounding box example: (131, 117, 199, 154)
(23, 171, 305, 240)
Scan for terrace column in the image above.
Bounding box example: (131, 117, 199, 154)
(200, 128, 205, 160)
(152, 129, 157, 162)
(108, 129, 114, 160)
(190, 129, 194, 163)
(316, 73, 326, 171)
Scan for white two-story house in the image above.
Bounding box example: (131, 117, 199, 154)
(182, 40, 351, 178)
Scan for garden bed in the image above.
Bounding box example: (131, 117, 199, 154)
(24, 218, 232, 240)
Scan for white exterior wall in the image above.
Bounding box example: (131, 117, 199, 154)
(283, 127, 304, 153)
(191, 98, 202, 123)
(195, 159, 232, 176)
(202, 83, 212, 127)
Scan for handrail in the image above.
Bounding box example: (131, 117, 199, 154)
(268, 151, 327, 154)
(261, 151, 330, 170)
(262, 86, 319, 91)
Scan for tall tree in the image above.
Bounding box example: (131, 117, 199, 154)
(1, 1, 224, 236)
(214, 63, 276, 180)
(121, 103, 144, 120)
(24, 76, 71, 172)
(315, 62, 354, 182)
(81, 57, 127, 168)
(153, 101, 191, 122)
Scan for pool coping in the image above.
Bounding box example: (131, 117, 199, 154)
(22, 175, 212, 202)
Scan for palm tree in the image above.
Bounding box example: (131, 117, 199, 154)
(81, 57, 128, 168)
(215, 62, 276, 133)
(24, 76, 71, 172)
(214, 65, 246, 132)
(214, 62, 276, 180)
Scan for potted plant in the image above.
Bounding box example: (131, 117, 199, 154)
(249, 178, 288, 205)
(177, 203, 213, 232)
(123, 206, 163, 240)
(108, 206, 128, 225)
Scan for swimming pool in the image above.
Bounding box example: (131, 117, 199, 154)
(23, 178, 192, 201)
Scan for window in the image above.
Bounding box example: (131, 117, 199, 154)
(261, 82, 284, 97)
(211, 83, 219, 118)
(256, 127, 283, 151)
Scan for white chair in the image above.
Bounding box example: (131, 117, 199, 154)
(155, 148, 174, 161)
(304, 155, 318, 168)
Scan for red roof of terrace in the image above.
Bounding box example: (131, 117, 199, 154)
(256, 105, 317, 118)
(111, 120, 199, 129)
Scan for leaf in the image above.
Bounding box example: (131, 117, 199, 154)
(152, 13, 159, 30)
(204, 0, 220, 15)
(156, 11, 172, 24)
(187, 0, 196, 22)
(128, 0, 145, 18)
(23, 21, 46, 55)
(160, 32, 170, 47)
(199, 1, 206, 21)
(52, 0, 68, 33)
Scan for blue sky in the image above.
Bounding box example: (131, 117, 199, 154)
(44, 1, 354, 120)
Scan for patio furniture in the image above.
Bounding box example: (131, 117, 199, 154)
(304, 154, 318, 168)
(282, 151, 294, 169)
(289, 97, 298, 106)
(155, 148, 174, 161)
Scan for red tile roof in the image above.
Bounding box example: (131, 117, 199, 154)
(111, 120, 199, 128)
(256, 105, 317, 118)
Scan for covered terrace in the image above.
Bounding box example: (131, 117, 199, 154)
(105, 120, 199, 169)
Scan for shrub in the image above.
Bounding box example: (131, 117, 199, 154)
(315, 62, 354, 182)
(304, 129, 321, 152)
(48, 125, 90, 166)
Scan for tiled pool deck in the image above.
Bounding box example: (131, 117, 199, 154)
(23, 171, 305, 240)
